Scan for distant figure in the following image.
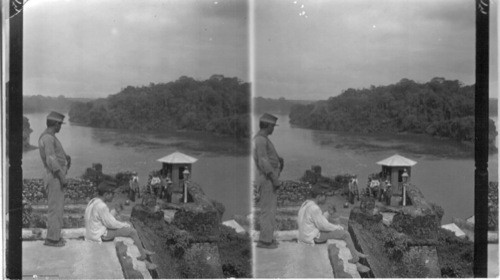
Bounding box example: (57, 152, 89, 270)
(85, 181, 156, 264)
(130, 173, 140, 198)
(385, 180, 393, 205)
(159, 175, 166, 199)
(379, 177, 390, 202)
(297, 185, 369, 272)
(150, 176, 161, 196)
(368, 178, 380, 198)
(165, 173, 173, 202)
(254, 113, 283, 249)
(348, 175, 359, 204)
(39, 111, 71, 247)
(126, 174, 136, 202)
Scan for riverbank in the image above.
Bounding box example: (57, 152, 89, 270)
(22, 191, 154, 279)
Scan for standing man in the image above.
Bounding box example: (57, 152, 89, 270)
(254, 113, 283, 249)
(39, 111, 71, 247)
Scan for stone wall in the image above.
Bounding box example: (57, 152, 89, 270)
(348, 185, 442, 278)
(135, 181, 251, 278)
(391, 184, 440, 241)
(132, 205, 224, 278)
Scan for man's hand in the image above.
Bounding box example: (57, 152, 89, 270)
(66, 155, 71, 170)
(323, 211, 330, 219)
(57, 170, 68, 188)
(273, 181, 282, 192)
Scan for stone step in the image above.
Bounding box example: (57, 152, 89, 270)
(254, 238, 361, 278)
(222, 220, 246, 234)
(251, 230, 298, 242)
(22, 228, 86, 240)
(22, 235, 152, 279)
(441, 223, 466, 238)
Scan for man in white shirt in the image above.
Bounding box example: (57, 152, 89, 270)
(298, 185, 368, 266)
(85, 181, 155, 262)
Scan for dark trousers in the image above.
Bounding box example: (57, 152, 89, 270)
(258, 179, 277, 243)
(46, 174, 64, 241)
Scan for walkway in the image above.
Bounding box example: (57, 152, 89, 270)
(22, 191, 152, 279)
(254, 195, 361, 278)
(254, 238, 360, 278)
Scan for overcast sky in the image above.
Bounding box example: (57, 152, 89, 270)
(21, 0, 498, 99)
(23, 0, 249, 98)
(255, 0, 498, 100)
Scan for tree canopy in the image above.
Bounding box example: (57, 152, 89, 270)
(289, 78, 497, 151)
(23, 95, 92, 114)
(68, 75, 250, 138)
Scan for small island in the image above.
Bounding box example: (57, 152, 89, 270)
(68, 75, 250, 139)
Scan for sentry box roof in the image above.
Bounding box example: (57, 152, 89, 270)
(157, 151, 198, 164)
(376, 154, 417, 167)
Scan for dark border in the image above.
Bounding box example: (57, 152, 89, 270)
(7, 0, 23, 278)
(474, 0, 489, 277)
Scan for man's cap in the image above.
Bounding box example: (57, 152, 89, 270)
(98, 180, 118, 193)
(310, 184, 329, 196)
(260, 113, 278, 126)
(47, 111, 66, 123)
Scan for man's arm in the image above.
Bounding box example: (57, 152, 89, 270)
(40, 135, 66, 186)
(254, 136, 280, 186)
(66, 155, 71, 170)
(97, 204, 130, 229)
(311, 205, 344, 232)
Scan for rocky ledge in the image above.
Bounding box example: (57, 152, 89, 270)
(131, 182, 251, 278)
(348, 183, 473, 278)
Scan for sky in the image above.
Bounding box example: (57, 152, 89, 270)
(23, 0, 249, 98)
(255, 0, 498, 100)
(19, 0, 499, 100)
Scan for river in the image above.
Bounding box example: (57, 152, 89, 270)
(253, 113, 498, 224)
(23, 113, 250, 220)
(23, 112, 498, 224)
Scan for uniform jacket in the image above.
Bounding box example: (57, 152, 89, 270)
(253, 130, 281, 186)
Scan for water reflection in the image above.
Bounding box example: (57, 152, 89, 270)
(309, 129, 475, 159)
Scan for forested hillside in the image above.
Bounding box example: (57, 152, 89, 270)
(23, 95, 92, 113)
(254, 97, 315, 115)
(69, 75, 250, 138)
(289, 78, 497, 150)
(254, 97, 294, 114)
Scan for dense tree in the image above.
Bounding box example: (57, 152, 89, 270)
(68, 76, 250, 138)
(289, 78, 498, 151)
(23, 95, 92, 113)
(254, 97, 295, 114)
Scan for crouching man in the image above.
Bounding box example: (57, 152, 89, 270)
(85, 181, 155, 262)
(298, 185, 370, 272)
